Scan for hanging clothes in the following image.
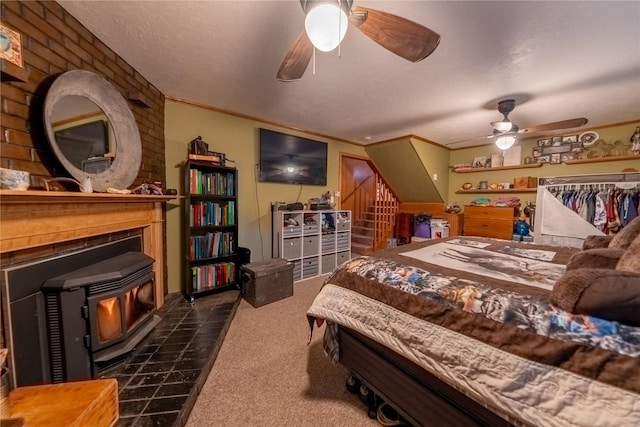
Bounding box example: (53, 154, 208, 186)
(545, 184, 639, 234)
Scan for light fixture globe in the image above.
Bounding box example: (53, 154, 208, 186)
(304, 3, 349, 52)
(491, 120, 513, 132)
(495, 134, 516, 150)
(493, 123, 518, 150)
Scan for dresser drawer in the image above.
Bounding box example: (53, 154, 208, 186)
(464, 218, 514, 239)
(464, 206, 516, 220)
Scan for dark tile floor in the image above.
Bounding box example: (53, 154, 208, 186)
(103, 290, 241, 427)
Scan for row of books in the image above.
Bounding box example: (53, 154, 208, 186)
(189, 170, 235, 195)
(189, 231, 235, 260)
(190, 201, 235, 227)
(190, 262, 236, 291)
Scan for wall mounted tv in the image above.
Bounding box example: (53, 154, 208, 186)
(259, 128, 327, 186)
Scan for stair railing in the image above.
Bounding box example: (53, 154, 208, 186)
(342, 161, 399, 253)
(373, 172, 399, 251)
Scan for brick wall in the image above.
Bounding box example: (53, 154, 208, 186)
(0, 1, 165, 187)
(0, 1, 167, 351)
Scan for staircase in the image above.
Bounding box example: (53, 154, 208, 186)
(347, 172, 399, 256)
(351, 207, 376, 256)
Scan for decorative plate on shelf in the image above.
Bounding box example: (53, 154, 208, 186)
(579, 131, 599, 147)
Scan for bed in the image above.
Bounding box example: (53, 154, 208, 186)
(306, 236, 640, 427)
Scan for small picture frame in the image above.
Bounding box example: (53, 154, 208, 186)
(472, 156, 487, 168)
(541, 144, 572, 155)
(550, 153, 562, 164)
(563, 134, 578, 144)
(0, 23, 23, 67)
(561, 152, 576, 162)
(538, 139, 551, 147)
(551, 136, 563, 146)
(571, 142, 583, 153)
(491, 153, 504, 168)
(532, 148, 541, 158)
(537, 155, 551, 163)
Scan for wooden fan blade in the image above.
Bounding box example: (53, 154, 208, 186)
(276, 31, 313, 81)
(445, 134, 494, 146)
(519, 118, 588, 134)
(348, 6, 440, 62)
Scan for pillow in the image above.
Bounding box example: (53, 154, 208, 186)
(565, 247, 625, 271)
(616, 233, 640, 272)
(551, 268, 640, 326)
(609, 215, 640, 249)
(582, 235, 613, 250)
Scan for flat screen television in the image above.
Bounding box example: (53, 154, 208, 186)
(259, 128, 327, 185)
(54, 120, 108, 171)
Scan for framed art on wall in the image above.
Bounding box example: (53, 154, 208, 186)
(472, 156, 487, 168)
(0, 23, 23, 67)
(537, 155, 551, 163)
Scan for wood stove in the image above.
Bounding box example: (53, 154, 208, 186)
(3, 237, 159, 387)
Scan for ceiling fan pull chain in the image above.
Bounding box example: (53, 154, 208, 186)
(338, 0, 343, 58)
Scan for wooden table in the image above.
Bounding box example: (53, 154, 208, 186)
(4, 379, 118, 427)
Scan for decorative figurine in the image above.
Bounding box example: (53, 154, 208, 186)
(630, 126, 640, 155)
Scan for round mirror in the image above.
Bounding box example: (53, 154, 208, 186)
(44, 70, 141, 192)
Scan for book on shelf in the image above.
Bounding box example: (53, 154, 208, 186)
(189, 169, 235, 196)
(191, 261, 236, 291)
(189, 231, 235, 260)
(190, 201, 235, 227)
(188, 153, 222, 164)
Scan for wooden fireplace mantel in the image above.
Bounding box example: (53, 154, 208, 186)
(0, 190, 176, 307)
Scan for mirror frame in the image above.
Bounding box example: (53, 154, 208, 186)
(44, 70, 141, 192)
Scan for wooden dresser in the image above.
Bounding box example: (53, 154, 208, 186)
(395, 212, 415, 244)
(463, 205, 517, 239)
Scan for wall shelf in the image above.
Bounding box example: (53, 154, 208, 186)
(563, 154, 640, 165)
(1, 58, 28, 82)
(455, 188, 537, 194)
(452, 163, 542, 173)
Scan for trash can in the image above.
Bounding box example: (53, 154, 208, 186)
(237, 247, 251, 266)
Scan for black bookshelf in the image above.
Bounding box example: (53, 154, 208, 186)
(183, 160, 240, 303)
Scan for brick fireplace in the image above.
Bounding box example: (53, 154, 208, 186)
(0, 190, 174, 387)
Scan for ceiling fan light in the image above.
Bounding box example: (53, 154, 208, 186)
(305, 3, 348, 52)
(495, 134, 516, 150)
(491, 120, 513, 132)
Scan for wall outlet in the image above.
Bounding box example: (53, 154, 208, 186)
(334, 191, 340, 197)
(433, 173, 438, 181)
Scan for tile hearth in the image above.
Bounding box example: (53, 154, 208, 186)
(106, 290, 241, 427)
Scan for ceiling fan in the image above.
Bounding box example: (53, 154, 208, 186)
(276, 0, 441, 81)
(458, 99, 588, 150)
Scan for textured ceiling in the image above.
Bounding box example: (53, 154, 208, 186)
(57, 1, 640, 148)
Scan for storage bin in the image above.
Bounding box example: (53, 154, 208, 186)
(242, 259, 294, 308)
(282, 237, 301, 260)
(302, 235, 319, 256)
(415, 223, 431, 238)
(302, 257, 319, 278)
(322, 254, 336, 274)
(321, 234, 335, 253)
(336, 232, 350, 251)
(337, 251, 350, 264)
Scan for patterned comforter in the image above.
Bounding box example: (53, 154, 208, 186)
(307, 237, 640, 427)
